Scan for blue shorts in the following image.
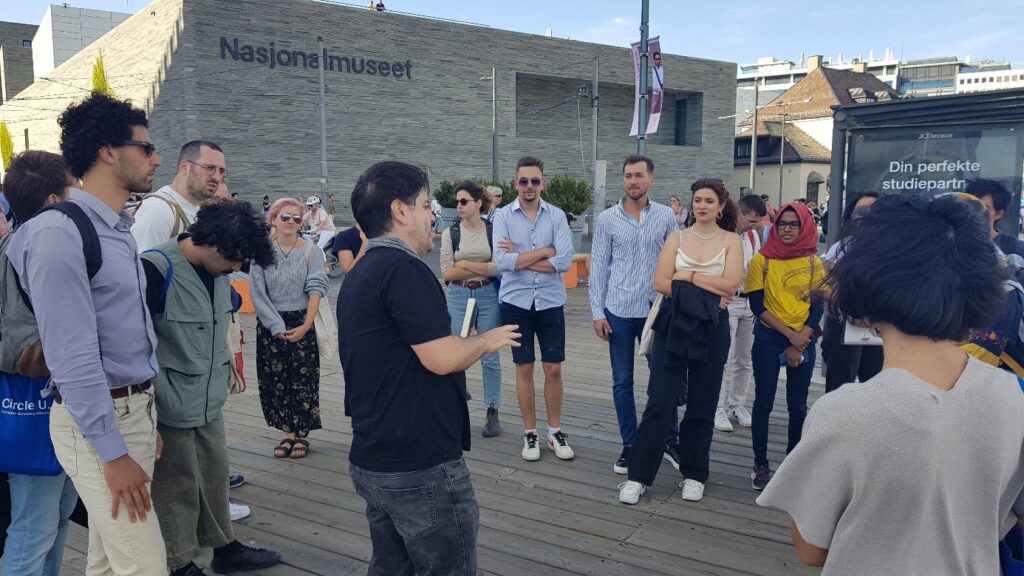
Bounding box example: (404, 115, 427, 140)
(499, 303, 566, 364)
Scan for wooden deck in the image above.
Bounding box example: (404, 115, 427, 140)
(60, 284, 823, 576)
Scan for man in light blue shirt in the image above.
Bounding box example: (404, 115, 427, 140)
(492, 156, 575, 463)
(589, 155, 680, 476)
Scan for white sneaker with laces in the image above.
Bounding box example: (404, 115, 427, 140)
(547, 430, 575, 460)
(618, 480, 645, 504)
(229, 501, 251, 522)
(680, 479, 705, 502)
(714, 408, 734, 432)
(729, 405, 753, 428)
(522, 433, 541, 461)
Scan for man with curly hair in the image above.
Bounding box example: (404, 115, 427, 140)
(140, 200, 280, 576)
(6, 91, 167, 574)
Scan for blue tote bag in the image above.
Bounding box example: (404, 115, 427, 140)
(0, 372, 61, 475)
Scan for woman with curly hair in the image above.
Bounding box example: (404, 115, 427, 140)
(250, 197, 328, 458)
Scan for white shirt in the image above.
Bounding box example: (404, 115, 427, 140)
(738, 228, 761, 293)
(131, 185, 201, 252)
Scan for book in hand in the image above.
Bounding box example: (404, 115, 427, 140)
(460, 298, 479, 338)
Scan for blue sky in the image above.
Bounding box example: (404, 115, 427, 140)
(7, 0, 1024, 67)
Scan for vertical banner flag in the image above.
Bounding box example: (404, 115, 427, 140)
(646, 37, 663, 135)
(629, 40, 642, 137)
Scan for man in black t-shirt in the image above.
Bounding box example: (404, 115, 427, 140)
(338, 161, 519, 575)
(966, 179, 1024, 259)
(330, 225, 366, 274)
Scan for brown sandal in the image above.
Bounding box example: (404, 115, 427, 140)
(290, 439, 309, 459)
(273, 439, 295, 458)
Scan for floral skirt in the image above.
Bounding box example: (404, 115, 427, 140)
(256, 310, 322, 437)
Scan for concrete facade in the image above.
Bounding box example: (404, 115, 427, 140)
(31, 5, 131, 80)
(0, 21, 38, 104)
(0, 0, 736, 221)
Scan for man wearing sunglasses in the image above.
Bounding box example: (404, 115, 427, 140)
(132, 140, 226, 251)
(6, 92, 168, 574)
(492, 156, 576, 462)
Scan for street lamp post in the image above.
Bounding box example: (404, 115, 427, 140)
(480, 68, 498, 182)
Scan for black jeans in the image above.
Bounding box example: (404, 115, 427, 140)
(628, 311, 731, 485)
(751, 322, 815, 467)
(821, 313, 884, 393)
(351, 458, 479, 576)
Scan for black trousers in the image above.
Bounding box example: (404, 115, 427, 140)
(821, 314, 884, 393)
(628, 311, 731, 485)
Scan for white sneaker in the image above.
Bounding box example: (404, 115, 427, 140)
(229, 501, 251, 521)
(547, 430, 575, 460)
(522, 432, 541, 461)
(729, 405, 753, 428)
(714, 408, 734, 432)
(680, 479, 705, 502)
(618, 480, 645, 504)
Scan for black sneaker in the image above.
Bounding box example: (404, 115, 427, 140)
(663, 444, 681, 472)
(171, 563, 208, 576)
(482, 406, 501, 438)
(210, 542, 282, 574)
(751, 465, 773, 491)
(228, 473, 245, 489)
(614, 446, 630, 475)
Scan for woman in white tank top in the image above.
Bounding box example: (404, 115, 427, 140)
(618, 179, 743, 505)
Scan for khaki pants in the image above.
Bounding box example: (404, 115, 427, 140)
(151, 418, 233, 569)
(50, 390, 168, 576)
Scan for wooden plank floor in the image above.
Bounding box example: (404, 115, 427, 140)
(59, 284, 823, 576)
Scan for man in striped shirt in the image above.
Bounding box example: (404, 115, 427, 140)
(589, 155, 678, 475)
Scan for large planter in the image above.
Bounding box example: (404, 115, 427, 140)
(439, 208, 458, 231)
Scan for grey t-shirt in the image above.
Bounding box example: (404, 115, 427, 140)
(758, 356, 1024, 575)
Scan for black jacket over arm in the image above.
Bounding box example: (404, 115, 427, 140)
(652, 280, 722, 362)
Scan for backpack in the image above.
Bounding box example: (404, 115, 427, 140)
(133, 193, 191, 237)
(449, 219, 494, 254)
(0, 202, 102, 376)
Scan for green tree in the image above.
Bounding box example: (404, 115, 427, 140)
(0, 123, 13, 171)
(92, 52, 112, 96)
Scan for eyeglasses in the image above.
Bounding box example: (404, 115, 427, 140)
(776, 221, 802, 229)
(517, 177, 543, 187)
(187, 160, 228, 178)
(456, 199, 477, 206)
(122, 140, 156, 157)
(279, 214, 302, 223)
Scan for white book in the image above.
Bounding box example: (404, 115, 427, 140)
(842, 321, 883, 346)
(460, 298, 478, 338)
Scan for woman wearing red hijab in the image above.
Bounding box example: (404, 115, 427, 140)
(744, 202, 825, 491)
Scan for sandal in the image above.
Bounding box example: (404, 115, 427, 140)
(273, 439, 295, 458)
(290, 439, 309, 459)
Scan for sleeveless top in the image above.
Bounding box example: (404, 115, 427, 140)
(675, 230, 727, 277)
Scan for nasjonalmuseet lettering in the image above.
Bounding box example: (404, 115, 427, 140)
(220, 37, 413, 79)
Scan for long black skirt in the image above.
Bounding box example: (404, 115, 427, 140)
(256, 309, 322, 438)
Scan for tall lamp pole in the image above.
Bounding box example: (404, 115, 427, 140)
(637, 0, 650, 154)
(749, 82, 758, 193)
(481, 68, 498, 182)
(316, 36, 329, 200)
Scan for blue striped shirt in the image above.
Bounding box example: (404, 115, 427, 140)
(589, 200, 677, 320)
(492, 198, 574, 311)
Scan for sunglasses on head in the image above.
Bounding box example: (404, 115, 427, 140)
(776, 221, 801, 229)
(456, 198, 477, 206)
(122, 140, 156, 157)
(279, 214, 302, 223)
(517, 177, 543, 187)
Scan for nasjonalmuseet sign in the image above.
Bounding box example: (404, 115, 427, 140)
(220, 37, 413, 79)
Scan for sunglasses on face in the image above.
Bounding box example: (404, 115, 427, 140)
(776, 221, 802, 229)
(456, 198, 478, 206)
(122, 140, 156, 157)
(279, 214, 302, 223)
(517, 177, 543, 187)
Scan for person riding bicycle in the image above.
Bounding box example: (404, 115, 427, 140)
(302, 195, 336, 251)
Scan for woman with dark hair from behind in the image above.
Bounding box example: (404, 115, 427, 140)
(820, 192, 882, 393)
(757, 193, 1024, 575)
(617, 179, 743, 505)
(746, 202, 825, 492)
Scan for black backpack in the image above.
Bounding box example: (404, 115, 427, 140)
(0, 202, 102, 376)
(449, 219, 493, 254)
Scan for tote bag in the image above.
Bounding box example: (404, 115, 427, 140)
(0, 373, 61, 475)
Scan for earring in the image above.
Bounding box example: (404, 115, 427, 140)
(716, 212, 723, 220)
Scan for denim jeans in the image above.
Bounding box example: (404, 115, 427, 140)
(605, 309, 678, 446)
(628, 311, 731, 485)
(751, 322, 815, 467)
(351, 458, 479, 576)
(3, 472, 78, 576)
(447, 283, 502, 408)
